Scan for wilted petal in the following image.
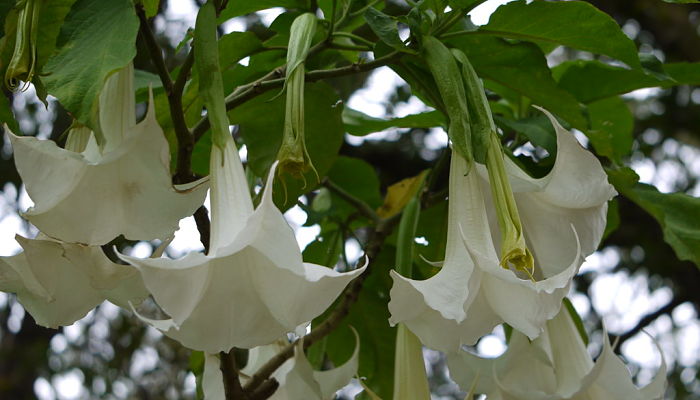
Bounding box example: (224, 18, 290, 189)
(120, 139, 364, 352)
(10, 67, 207, 245)
(0, 235, 147, 328)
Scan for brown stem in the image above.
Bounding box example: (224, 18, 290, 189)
(323, 178, 381, 224)
(192, 51, 402, 142)
(220, 350, 249, 400)
(136, 5, 195, 183)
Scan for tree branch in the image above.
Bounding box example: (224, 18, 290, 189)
(191, 51, 402, 142)
(615, 295, 686, 347)
(220, 350, 249, 400)
(323, 178, 381, 224)
(137, 5, 195, 183)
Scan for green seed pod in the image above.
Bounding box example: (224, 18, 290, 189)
(451, 49, 492, 164)
(422, 35, 473, 169)
(4, 0, 41, 91)
(276, 13, 318, 181)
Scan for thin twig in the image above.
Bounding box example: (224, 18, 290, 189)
(191, 51, 401, 142)
(323, 178, 381, 224)
(137, 5, 195, 183)
(614, 296, 686, 347)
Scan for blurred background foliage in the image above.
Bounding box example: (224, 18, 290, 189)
(0, 0, 699, 399)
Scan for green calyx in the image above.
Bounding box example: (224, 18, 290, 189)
(276, 13, 318, 181)
(422, 35, 473, 170)
(4, 0, 41, 91)
(486, 131, 535, 280)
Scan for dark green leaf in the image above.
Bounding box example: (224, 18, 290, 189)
(219, 0, 307, 21)
(364, 7, 405, 49)
(585, 96, 633, 164)
(447, 35, 586, 129)
(231, 82, 345, 209)
(622, 183, 700, 269)
(0, 91, 19, 133)
(218, 31, 263, 71)
(482, 0, 640, 68)
(42, 0, 138, 129)
(0, 0, 14, 39)
(494, 114, 557, 154)
(343, 108, 445, 136)
(326, 156, 383, 218)
(603, 198, 620, 241)
(563, 298, 589, 346)
(141, 0, 159, 17)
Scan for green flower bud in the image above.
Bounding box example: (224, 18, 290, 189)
(276, 13, 317, 181)
(4, 0, 41, 91)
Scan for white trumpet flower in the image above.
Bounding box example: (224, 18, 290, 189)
(447, 307, 667, 400)
(0, 235, 147, 328)
(119, 135, 365, 353)
(8, 63, 207, 245)
(389, 108, 617, 351)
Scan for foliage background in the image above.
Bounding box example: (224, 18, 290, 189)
(0, 0, 698, 399)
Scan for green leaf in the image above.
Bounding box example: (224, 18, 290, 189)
(482, 0, 640, 68)
(219, 0, 307, 21)
(141, 0, 159, 17)
(0, 0, 14, 39)
(563, 298, 589, 346)
(343, 108, 445, 136)
(42, 0, 138, 129)
(326, 156, 383, 218)
(623, 184, 700, 269)
(494, 114, 556, 154)
(0, 91, 19, 133)
(364, 7, 405, 49)
(585, 96, 633, 164)
(231, 81, 345, 209)
(218, 31, 263, 71)
(447, 35, 586, 129)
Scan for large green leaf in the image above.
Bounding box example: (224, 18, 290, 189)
(482, 0, 640, 68)
(555, 60, 700, 103)
(231, 81, 344, 209)
(585, 96, 634, 164)
(447, 35, 586, 129)
(42, 0, 138, 129)
(326, 156, 383, 219)
(608, 169, 700, 269)
(219, 0, 307, 21)
(364, 7, 405, 50)
(343, 108, 445, 136)
(218, 31, 263, 71)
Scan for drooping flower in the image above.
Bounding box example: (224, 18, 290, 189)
(4, 0, 41, 91)
(0, 235, 147, 328)
(119, 134, 365, 352)
(202, 332, 359, 400)
(388, 107, 617, 352)
(8, 63, 208, 245)
(447, 307, 667, 400)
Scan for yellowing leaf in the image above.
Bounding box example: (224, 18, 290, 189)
(377, 170, 429, 219)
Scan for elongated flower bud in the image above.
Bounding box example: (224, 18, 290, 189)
(422, 35, 473, 169)
(4, 0, 41, 91)
(276, 13, 317, 180)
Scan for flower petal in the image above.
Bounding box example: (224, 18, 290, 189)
(10, 90, 208, 245)
(208, 135, 254, 253)
(203, 353, 225, 400)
